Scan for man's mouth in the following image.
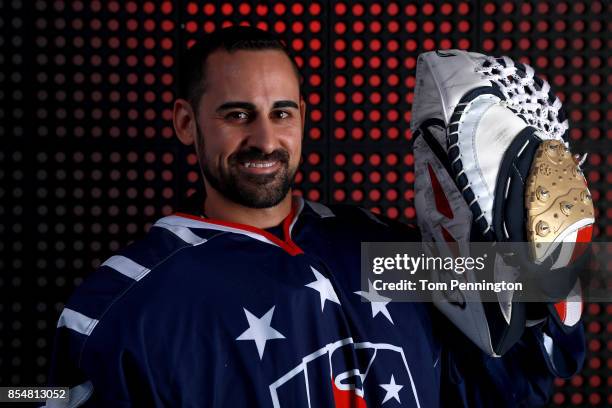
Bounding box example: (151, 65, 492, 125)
(243, 161, 278, 168)
(238, 160, 282, 175)
(230, 148, 290, 177)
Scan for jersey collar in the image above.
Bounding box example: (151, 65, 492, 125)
(167, 195, 306, 256)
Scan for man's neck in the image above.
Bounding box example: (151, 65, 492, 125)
(203, 188, 293, 229)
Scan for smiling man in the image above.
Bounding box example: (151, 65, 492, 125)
(46, 27, 588, 408)
(173, 40, 305, 226)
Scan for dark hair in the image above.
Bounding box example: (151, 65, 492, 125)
(177, 26, 301, 111)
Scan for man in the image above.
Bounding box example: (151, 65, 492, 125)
(47, 27, 587, 407)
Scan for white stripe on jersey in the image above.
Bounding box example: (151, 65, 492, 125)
(102, 255, 151, 281)
(153, 197, 319, 251)
(306, 200, 335, 218)
(57, 308, 99, 336)
(156, 215, 282, 249)
(153, 220, 208, 245)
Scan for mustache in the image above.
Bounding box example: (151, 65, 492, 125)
(230, 148, 290, 164)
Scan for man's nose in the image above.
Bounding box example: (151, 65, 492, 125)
(246, 117, 278, 154)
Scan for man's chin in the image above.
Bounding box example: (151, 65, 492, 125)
(203, 165, 295, 209)
(239, 173, 279, 185)
(231, 181, 291, 209)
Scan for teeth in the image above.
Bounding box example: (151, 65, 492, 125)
(244, 161, 276, 168)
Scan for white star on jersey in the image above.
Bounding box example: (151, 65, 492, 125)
(354, 280, 394, 324)
(379, 374, 403, 404)
(236, 306, 285, 360)
(305, 266, 341, 311)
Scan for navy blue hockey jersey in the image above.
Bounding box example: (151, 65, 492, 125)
(47, 196, 584, 407)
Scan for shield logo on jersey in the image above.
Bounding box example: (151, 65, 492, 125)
(269, 338, 420, 407)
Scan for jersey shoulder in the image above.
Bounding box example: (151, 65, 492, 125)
(304, 200, 420, 241)
(57, 216, 221, 342)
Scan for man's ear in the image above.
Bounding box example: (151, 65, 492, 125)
(173, 98, 197, 146)
(299, 96, 307, 135)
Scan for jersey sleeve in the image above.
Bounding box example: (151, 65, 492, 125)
(44, 223, 203, 407)
(45, 319, 134, 407)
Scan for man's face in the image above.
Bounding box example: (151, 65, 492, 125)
(194, 49, 304, 209)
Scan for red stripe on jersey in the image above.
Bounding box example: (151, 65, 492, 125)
(175, 202, 304, 256)
(281, 204, 304, 255)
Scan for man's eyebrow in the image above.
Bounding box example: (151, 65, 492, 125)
(215, 102, 256, 112)
(215, 100, 299, 113)
(272, 100, 299, 110)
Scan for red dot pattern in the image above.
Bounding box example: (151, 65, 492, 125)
(0, 1, 609, 399)
(329, 2, 475, 220)
(480, 4, 610, 403)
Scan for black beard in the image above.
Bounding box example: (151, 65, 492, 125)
(196, 129, 296, 209)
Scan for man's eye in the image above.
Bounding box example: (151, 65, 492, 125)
(226, 111, 249, 121)
(275, 111, 290, 119)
